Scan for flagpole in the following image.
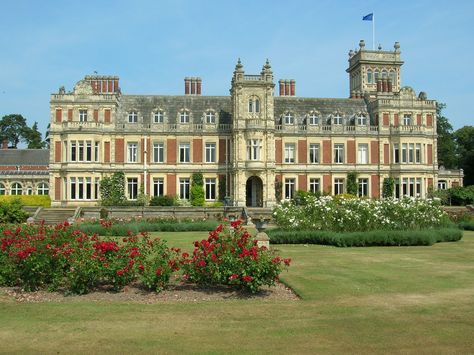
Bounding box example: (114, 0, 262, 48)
(372, 12, 375, 50)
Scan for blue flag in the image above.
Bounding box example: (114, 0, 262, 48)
(363, 13, 373, 21)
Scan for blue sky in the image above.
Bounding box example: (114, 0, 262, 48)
(1, 0, 473, 138)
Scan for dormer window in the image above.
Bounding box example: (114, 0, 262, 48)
(284, 112, 294, 125)
(308, 112, 319, 125)
(153, 110, 164, 123)
(333, 114, 342, 125)
(79, 110, 87, 122)
(205, 110, 215, 124)
(128, 111, 138, 123)
(180, 110, 190, 123)
(357, 114, 367, 125)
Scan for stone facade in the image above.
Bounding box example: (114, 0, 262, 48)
(48, 41, 463, 207)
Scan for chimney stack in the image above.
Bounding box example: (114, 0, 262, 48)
(185, 77, 202, 95)
(279, 79, 296, 96)
(86, 75, 120, 94)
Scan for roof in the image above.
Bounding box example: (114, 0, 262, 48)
(0, 149, 49, 166)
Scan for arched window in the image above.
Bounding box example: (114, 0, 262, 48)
(367, 70, 373, 84)
(381, 70, 388, 79)
(255, 99, 260, 113)
(11, 183, 22, 195)
(374, 70, 380, 82)
(248, 100, 253, 113)
(248, 97, 260, 113)
(37, 182, 49, 195)
(389, 71, 396, 84)
(0, 183, 5, 195)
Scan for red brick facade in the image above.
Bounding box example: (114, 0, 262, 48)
(167, 139, 176, 163)
(115, 138, 124, 163)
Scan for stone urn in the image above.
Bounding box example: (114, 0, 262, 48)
(252, 216, 271, 249)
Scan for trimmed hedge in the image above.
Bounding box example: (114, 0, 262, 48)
(267, 228, 463, 247)
(0, 195, 51, 207)
(77, 219, 220, 236)
(459, 221, 474, 231)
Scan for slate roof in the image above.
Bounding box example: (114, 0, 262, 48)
(0, 149, 49, 166)
(119, 95, 232, 124)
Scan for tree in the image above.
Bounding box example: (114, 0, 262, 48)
(100, 172, 126, 206)
(382, 177, 395, 198)
(454, 125, 474, 186)
(23, 122, 45, 149)
(190, 172, 205, 206)
(436, 103, 457, 169)
(346, 171, 358, 195)
(0, 114, 28, 148)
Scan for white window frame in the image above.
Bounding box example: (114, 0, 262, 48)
(284, 112, 294, 125)
(357, 114, 367, 125)
(0, 183, 5, 195)
(180, 110, 189, 123)
(403, 114, 412, 126)
(179, 178, 190, 200)
(127, 142, 138, 163)
(154, 111, 164, 123)
(205, 111, 215, 124)
(284, 143, 295, 163)
(179, 143, 190, 163)
(153, 178, 164, 197)
(334, 178, 344, 195)
(11, 182, 22, 195)
(358, 178, 369, 197)
(247, 139, 262, 161)
(205, 142, 216, 163)
(128, 111, 138, 123)
(358, 144, 368, 164)
(333, 115, 342, 125)
(308, 113, 319, 125)
(127, 178, 138, 200)
(153, 142, 164, 163)
(79, 110, 88, 122)
(334, 144, 344, 164)
(37, 182, 49, 195)
(205, 178, 216, 200)
(309, 144, 320, 164)
(284, 178, 295, 200)
(309, 178, 320, 194)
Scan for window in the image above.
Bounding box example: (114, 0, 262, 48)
(86, 177, 92, 200)
(27, 188, 33, 195)
(180, 110, 189, 123)
(333, 115, 342, 125)
(409, 178, 415, 197)
(205, 178, 216, 200)
(247, 139, 262, 161)
(308, 113, 319, 125)
(127, 143, 138, 163)
(367, 70, 373, 84)
(127, 178, 138, 200)
(11, 183, 22, 195)
(78, 141, 84, 161)
(86, 141, 92, 162)
(248, 100, 253, 113)
(94, 178, 99, 200)
(78, 177, 84, 199)
(71, 141, 77, 162)
(284, 178, 295, 200)
(79, 110, 87, 122)
(334, 178, 344, 195)
(153, 143, 164, 163)
(205, 111, 215, 124)
(403, 114, 412, 126)
(179, 178, 190, 199)
(309, 144, 320, 164)
(358, 178, 369, 197)
(309, 178, 320, 194)
(416, 178, 422, 197)
(0, 183, 5, 195)
(153, 178, 164, 197)
(401, 143, 407, 163)
(415, 144, 421, 163)
(389, 71, 396, 84)
(358, 144, 368, 164)
(37, 183, 49, 195)
(334, 144, 344, 163)
(357, 114, 367, 125)
(408, 143, 414, 163)
(393, 143, 400, 163)
(94, 142, 100, 162)
(70, 178, 76, 199)
(284, 143, 295, 163)
(284, 112, 294, 125)
(205, 143, 216, 163)
(128, 111, 138, 123)
(248, 98, 260, 113)
(374, 70, 379, 82)
(438, 180, 447, 190)
(154, 110, 164, 123)
(255, 99, 260, 113)
(179, 143, 190, 163)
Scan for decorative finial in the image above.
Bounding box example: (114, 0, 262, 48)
(263, 58, 271, 70)
(359, 40, 365, 49)
(378, 44, 382, 50)
(394, 42, 400, 51)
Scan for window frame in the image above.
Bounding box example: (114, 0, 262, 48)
(205, 142, 216, 163)
(334, 144, 345, 164)
(309, 143, 320, 164)
(284, 143, 295, 163)
(179, 142, 190, 163)
(127, 142, 138, 163)
(128, 111, 138, 123)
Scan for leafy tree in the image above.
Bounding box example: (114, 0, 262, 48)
(436, 103, 457, 169)
(382, 177, 395, 198)
(24, 122, 45, 149)
(454, 125, 474, 186)
(346, 171, 358, 195)
(100, 172, 126, 206)
(0, 114, 27, 148)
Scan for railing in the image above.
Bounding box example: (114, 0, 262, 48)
(276, 124, 380, 134)
(244, 75, 261, 81)
(59, 122, 232, 133)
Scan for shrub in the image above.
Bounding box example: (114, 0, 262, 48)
(100, 172, 126, 206)
(190, 173, 205, 206)
(449, 186, 474, 206)
(0, 199, 29, 224)
(0, 222, 180, 293)
(267, 228, 463, 247)
(181, 220, 290, 293)
(273, 196, 449, 232)
(459, 220, 474, 231)
(346, 171, 358, 196)
(0, 195, 51, 207)
(383, 177, 395, 198)
(149, 195, 177, 206)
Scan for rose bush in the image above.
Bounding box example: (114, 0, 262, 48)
(273, 195, 450, 232)
(181, 220, 291, 293)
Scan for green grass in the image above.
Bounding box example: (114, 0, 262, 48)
(1, 231, 474, 354)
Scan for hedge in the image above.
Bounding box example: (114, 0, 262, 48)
(0, 195, 51, 207)
(459, 221, 474, 231)
(77, 219, 220, 236)
(267, 228, 463, 247)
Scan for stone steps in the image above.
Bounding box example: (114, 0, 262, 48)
(35, 208, 76, 225)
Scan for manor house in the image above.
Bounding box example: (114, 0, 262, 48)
(47, 40, 463, 207)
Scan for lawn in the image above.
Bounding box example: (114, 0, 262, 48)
(1, 231, 473, 354)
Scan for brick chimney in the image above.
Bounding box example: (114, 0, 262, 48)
(85, 75, 120, 94)
(279, 79, 296, 96)
(185, 77, 202, 96)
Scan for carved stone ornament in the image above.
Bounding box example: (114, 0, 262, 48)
(74, 80, 93, 95)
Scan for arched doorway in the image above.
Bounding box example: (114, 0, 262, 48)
(246, 176, 263, 207)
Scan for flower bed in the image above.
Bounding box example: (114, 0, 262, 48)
(0, 221, 289, 294)
(273, 196, 450, 232)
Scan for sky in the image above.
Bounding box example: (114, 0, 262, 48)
(0, 0, 473, 139)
